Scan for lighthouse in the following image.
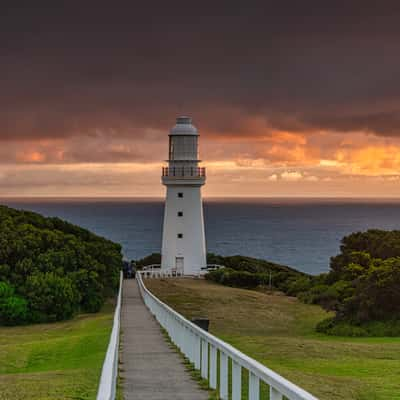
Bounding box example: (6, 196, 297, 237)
(161, 116, 207, 276)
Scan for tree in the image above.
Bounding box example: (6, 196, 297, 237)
(341, 257, 400, 322)
(25, 272, 80, 322)
(315, 230, 400, 335)
(0, 205, 123, 325)
(330, 230, 400, 280)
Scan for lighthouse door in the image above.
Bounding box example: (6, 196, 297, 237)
(175, 257, 184, 274)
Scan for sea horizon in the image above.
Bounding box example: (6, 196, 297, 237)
(3, 196, 400, 202)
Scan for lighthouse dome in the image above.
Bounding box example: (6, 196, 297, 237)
(170, 116, 198, 135)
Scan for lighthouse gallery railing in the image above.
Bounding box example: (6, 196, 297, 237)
(162, 166, 206, 177)
(137, 272, 319, 400)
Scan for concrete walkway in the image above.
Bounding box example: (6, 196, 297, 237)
(120, 279, 208, 400)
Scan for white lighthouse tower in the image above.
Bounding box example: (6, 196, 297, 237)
(161, 116, 207, 276)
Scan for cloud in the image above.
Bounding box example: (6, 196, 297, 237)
(334, 145, 400, 176)
(1, 162, 400, 198)
(1, 4, 400, 144)
(280, 171, 303, 181)
(268, 174, 278, 181)
(1, 3, 400, 196)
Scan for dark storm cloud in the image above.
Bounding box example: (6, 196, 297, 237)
(1, 1, 400, 146)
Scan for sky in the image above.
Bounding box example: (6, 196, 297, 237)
(1, 2, 400, 197)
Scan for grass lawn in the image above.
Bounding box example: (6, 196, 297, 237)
(145, 278, 400, 400)
(0, 303, 113, 400)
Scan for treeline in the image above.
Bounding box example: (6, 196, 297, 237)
(314, 230, 400, 336)
(206, 230, 400, 337)
(0, 205, 123, 326)
(205, 254, 306, 291)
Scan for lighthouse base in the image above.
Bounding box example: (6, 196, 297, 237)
(161, 185, 206, 276)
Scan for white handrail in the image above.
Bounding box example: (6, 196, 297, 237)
(137, 272, 319, 400)
(96, 271, 123, 400)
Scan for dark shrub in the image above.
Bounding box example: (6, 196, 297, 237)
(206, 268, 261, 288)
(221, 270, 260, 288)
(205, 269, 225, 283)
(25, 272, 80, 322)
(70, 270, 104, 313)
(205, 255, 306, 292)
(0, 295, 28, 325)
(317, 317, 400, 337)
(325, 321, 368, 337)
(363, 320, 400, 337)
(0, 281, 14, 299)
(286, 276, 313, 296)
(315, 317, 336, 333)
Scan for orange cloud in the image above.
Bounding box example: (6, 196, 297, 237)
(2, 118, 400, 197)
(334, 145, 400, 176)
(268, 130, 307, 145)
(281, 171, 303, 181)
(16, 150, 46, 163)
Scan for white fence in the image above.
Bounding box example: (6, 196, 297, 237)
(96, 271, 123, 400)
(141, 264, 184, 278)
(137, 272, 319, 400)
(141, 263, 224, 278)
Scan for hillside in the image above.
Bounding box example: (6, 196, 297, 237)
(146, 278, 400, 400)
(0, 205, 123, 325)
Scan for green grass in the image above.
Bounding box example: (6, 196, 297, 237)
(0, 303, 114, 400)
(146, 278, 400, 400)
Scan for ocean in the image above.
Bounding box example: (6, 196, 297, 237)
(2, 198, 400, 275)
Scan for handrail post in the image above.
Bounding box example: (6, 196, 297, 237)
(187, 329, 194, 363)
(270, 387, 283, 400)
(183, 326, 189, 356)
(201, 339, 208, 380)
(178, 321, 184, 351)
(232, 360, 242, 400)
(220, 351, 228, 399)
(249, 372, 260, 400)
(194, 334, 201, 370)
(209, 344, 217, 389)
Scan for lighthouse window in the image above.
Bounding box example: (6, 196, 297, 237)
(169, 136, 198, 160)
(178, 192, 183, 198)
(178, 211, 183, 217)
(177, 233, 183, 238)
